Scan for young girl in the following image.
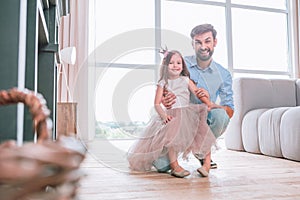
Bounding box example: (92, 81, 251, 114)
(127, 50, 216, 178)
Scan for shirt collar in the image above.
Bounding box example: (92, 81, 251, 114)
(189, 55, 215, 72)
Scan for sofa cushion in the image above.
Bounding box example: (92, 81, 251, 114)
(258, 107, 290, 158)
(242, 109, 268, 154)
(280, 106, 300, 161)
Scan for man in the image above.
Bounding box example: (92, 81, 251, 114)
(153, 24, 234, 172)
(184, 23, 234, 168)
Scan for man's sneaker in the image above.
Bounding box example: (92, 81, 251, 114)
(199, 159, 218, 169)
(210, 160, 218, 169)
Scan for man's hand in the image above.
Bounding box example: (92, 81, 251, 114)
(224, 106, 234, 118)
(161, 89, 176, 109)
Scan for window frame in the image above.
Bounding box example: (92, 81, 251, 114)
(91, 0, 298, 78)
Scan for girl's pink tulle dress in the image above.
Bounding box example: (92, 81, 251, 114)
(127, 76, 216, 171)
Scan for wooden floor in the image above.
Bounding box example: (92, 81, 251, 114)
(78, 139, 300, 200)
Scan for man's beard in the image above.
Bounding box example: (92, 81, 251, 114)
(196, 49, 214, 61)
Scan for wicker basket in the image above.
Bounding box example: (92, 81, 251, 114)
(0, 88, 86, 200)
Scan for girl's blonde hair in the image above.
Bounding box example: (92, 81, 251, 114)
(158, 50, 190, 87)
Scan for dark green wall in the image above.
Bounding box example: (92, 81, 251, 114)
(0, 0, 67, 142)
(0, 0, 22, 141)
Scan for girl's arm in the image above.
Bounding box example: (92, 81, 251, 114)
(188, 79, 212, 110)
(154, 85, 173, 123)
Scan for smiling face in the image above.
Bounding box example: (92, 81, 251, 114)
(168, 53, 183, 79)
(192, 31, 217, 62)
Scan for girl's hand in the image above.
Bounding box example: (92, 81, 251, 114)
(210, 102, 222, 109)
(195, 88, 210, 99)
(207, 103, 212, 112)
(162, 114, 173, 124)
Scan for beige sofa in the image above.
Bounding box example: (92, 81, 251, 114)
(225, 77, 300, 161)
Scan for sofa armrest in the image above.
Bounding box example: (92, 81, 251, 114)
(225, 77, 297, 151)
(296, 79, 300, 106)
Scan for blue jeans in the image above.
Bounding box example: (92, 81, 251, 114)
(152, 108, 230, 172)
(207, 108, 230, 138)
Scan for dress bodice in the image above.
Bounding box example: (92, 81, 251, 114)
(158, 76, 190, 108)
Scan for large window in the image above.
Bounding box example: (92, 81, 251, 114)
(161, 0, 228, 73)
(89, 0, 297, 139)
(231, 8, 288, 71)
(231, 0, 286, 9)
(92, 0, 156, 65)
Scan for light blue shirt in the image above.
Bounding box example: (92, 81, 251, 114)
(184, 55, 234, 110)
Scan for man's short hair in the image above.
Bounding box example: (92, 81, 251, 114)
(190, 24, 217, 39)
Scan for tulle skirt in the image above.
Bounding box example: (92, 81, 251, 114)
(127, 104, 216, 171)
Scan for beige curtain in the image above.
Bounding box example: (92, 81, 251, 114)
(58, 0, 92, 140)
(59, 0, 88, 102)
